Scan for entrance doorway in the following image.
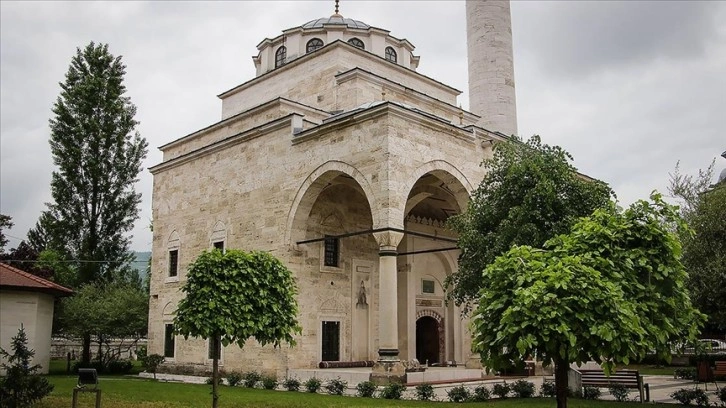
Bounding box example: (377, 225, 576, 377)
(416, 316, 439, 365)
(321, 321, 340, 361)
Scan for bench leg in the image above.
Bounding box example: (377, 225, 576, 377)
(95, 389, 102, 408)
(72, 388, 79, 408)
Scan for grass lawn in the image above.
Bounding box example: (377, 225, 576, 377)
(38, 376, 661, 408)
(47, 358, 144, 375)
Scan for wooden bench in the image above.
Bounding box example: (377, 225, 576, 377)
(72, 368, 101, 408)
(715, 361, 726, 377)
(579, 369, 645, 403)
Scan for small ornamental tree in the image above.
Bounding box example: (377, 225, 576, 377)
(471, 193, 704, 408)
(174, 249, 300, 408)
(447, 135, 612, 312)
(0, 326, 54, 407)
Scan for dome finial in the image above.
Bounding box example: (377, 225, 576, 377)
(332, 0, 342, 17)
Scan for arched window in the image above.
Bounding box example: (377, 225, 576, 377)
(385, 47, 397, 63)
(347, 38, 365, 50)
(306, 38, 324, 53)
(275, 46, 287, 68)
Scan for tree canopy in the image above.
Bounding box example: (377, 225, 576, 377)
(0, 214, 13, 254)
(45, 42, 147, 285)
(471, 193, 704, 408)
(447, 135, 613, 311)
(670, 160, 726, 332)
(174, 249, 300, 408)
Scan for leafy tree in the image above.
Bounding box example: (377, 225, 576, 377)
(26, 211, 61, 254)
(141, 354, 165, 380)
(44, 42, 147, 362)
(61, 283, 148, 369)
(174, 249, 300, 408)
(471, 193, 703, 408)
(670, 161, 726, 331)
(0, 325, 54, 407)
(0, 241, 55, 281)
(0, 214, 12, 254)
(447, 136, 612, 311)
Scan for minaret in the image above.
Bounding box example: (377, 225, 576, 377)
(466, 0, 518, 136)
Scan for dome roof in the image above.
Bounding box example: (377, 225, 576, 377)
(719, 167, 726, 184)
(302, 15, 370, 30)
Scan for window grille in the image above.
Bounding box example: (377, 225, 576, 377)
(385, 47, 397, 63)
(168, 250, 178, 277)
(306, 38, 324, 53)
(324, 236, 339, 267)
(347, 38, 365, 50)
(275, 46, 287, 68)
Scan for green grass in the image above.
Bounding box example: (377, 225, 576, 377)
(47, 358, 144, 375)
(38, 376, 661, 408)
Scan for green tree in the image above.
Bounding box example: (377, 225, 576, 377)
(0, 325, 54, 407)
(471, 193, 703, 408)
(669, 161, 726, 331)
(174, 249, 301, 408)
(61, 283, 148, 369)
(447, 135, 613, 311)
(0, 214, 13, 254)
(44, 42, 147, 362)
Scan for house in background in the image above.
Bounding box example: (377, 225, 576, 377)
(0, 262, 73, 374)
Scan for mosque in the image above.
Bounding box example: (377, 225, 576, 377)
(148, 0, 518, 381)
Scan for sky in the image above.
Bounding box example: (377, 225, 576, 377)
(1, 1, 724, 252)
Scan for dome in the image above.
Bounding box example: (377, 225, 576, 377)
(719, 167, 726, 184)
(302, 15, 370, 30)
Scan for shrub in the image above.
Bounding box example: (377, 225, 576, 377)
(304, 377, 322, 393)
(447, 385, 471, 403)
(356, 380, 377, 398)
(0, 326, 54, 407)
(675, 367, 697, 380)
(242, 371, 261, 388)
(511, 379, 535, 398)
(142, 354, 165, 379)
(471, 385, 491, 402)
(379, 383, 406, 399)
(670, 388, 710, 406)
(608, 383, 630, 402)
(583, 386, 601, 400)
(540, 380, 556, 397)
(415, 383, 435, 401)
(226, 372, 242, 387)
(324, 377, 347, 395)
(282, 377, 300, 392)
(717, 387, 726, 406)
(205, 376, 223, 385)
(107, 359, 133, 374)
(261, 376, 278, 390)
(492, 382, 511, 399)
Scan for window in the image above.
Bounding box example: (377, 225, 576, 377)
(385, 47, 397, 63)
(321, 321, 340, 361)
(275, 46, 287, 68)
(213, 241, 224, 252)
(168, 250, 178, 277)
(306, 38, 324, 53)
(324, 236, 339, 267)
(347, 38, 364, 50)
(164, 324, 175, 358)
(208, 337, 221, 360)
(422, 279, 435, 294)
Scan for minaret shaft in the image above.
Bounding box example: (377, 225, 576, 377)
(466, 0, 518, 136)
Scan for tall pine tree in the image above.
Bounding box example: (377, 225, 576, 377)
(46, 42, 147, 362)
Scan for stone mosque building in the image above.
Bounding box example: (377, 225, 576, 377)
(148, 0, 518, 380)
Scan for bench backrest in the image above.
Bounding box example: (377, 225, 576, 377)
(77, 368, 99, 388)
(579, 369, 641, 386)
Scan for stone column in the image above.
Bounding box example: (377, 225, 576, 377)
(370, 230, 405, 384)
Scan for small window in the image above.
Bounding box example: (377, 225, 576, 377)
(213, 241, 224, 252)
(347, 38, 364, 50)
(164, 324, 175, 358)
(208, 337, 221, 360)
(275, 46, 287, 68)
(168, 250, 178, 277)
(306, 38, 324, 53)
(324, 236, 339, 267)
(422, 279, 435, 294)
(385, 47, 397, 63)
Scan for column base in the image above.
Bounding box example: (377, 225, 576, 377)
(370, 359, 407, 385)
(465, 353, 483, 369)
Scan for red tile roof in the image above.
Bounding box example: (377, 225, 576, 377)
(0, 262, 73, 297)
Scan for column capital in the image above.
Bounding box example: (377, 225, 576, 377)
(372, 230, 404, 253)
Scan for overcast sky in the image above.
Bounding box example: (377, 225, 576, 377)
(1, 1, 724, 252)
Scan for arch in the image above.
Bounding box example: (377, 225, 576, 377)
(167, 230, 180, 248)
(306, 38, 324, 53)
(385, 46, 397, 63)
(347, 37, 365, 50)
(285, 161, 378, 246)
(403, 160, 473, 216)
(275, 46, 287, 68)
(209, 220, 227, 247)
(416, 309, 443, 323)
(162, 301, 176, 317)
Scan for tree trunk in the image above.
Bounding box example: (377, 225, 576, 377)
(82, 333, 92, 364)
(212, 334, 219, 408)
(555, 357, 569, 408)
